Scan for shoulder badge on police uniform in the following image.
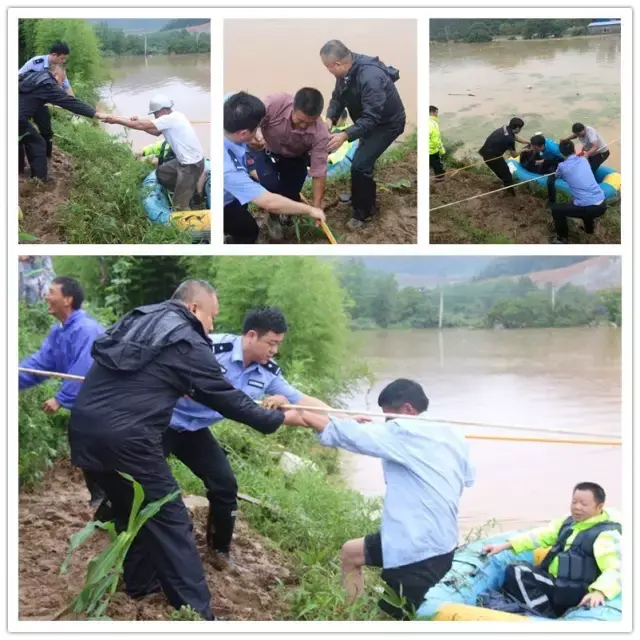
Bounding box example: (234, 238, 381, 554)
(261, 359, 281, 376)
(213, 342, 233, 355)
(34, 57, 44, 64)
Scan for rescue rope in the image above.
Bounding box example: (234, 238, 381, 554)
(430, 114, 621, 181)
(19, 369, 619, 445)
(299, 193, 338, 244)
(266, 402, 621, 445)
(429, 137, 621, 213)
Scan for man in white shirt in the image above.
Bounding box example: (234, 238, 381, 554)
(105, 95, 205, 210)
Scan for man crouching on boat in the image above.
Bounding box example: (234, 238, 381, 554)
(270, 379, 475, 619)
(103, 95, 205, 211)
(483, 482, 621, 617)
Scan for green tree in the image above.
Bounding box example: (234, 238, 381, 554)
(336, 258, 375, 322)
(595, 288, 622, 326)
(26, 19, 108, 100)
(370, 273, 399, 329)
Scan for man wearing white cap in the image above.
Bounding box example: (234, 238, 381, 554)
(104, 95, 205, 210)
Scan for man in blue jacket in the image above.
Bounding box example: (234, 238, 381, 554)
(528, 134, 564, 174)
(321, 40, 406, 230)
(19, 276, 105, 505)
(286, 379, 475, 619)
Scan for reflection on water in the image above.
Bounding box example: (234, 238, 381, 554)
(224, 19, 417, 133)
(99, 54, 210, 154)
(341, 327, 622, 536)
(431, 36, 621, 168)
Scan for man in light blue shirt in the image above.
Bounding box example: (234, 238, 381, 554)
(223, 91, 325, 243)
(165, 306, 330, 570)
(19, 41, 73, 158)
(547, 139, 607, 244)
(290, 378, 475, 619)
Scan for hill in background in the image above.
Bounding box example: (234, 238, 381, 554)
(85, 19, 209, 34)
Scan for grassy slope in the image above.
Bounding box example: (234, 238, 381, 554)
(50, 111, 192, 244)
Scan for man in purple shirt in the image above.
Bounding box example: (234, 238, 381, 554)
(247, 89, 329, 240)
(547, 140, 607, 244)
(223, 92, 325, 243)
(19, 276, 106, 505)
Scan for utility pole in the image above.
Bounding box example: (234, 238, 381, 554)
(551, 285, 556, 312)
(439, 289, 444, 330)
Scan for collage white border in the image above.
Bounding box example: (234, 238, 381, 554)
(3, 2, 635, 637)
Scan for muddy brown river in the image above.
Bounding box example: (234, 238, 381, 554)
(431, 36, 621, 168)
(224, 19, 417, 135)
(98, 53, 210, 155)
(341, 327, 622, 537)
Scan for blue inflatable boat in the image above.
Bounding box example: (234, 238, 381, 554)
(507, 154, 621, 201)
(141, 159, 211, 243)
(416, 529, 622, 622)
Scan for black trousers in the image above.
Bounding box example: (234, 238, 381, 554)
(364, 532, 454, 620)
(251, 151, 309, 202)
(547, 175, 607, 239)
(480, 151, 514, 192)
(85, 458, 214, 620)
(587, 150, 610, 176)
(351, 119, 406, 220)
(224, 199, 260, 244)
(429, 153, 445, 180)
(33, 105, 54, 157)
(163, 428, 238, 554)
(19, 120, 48, 180)
(81, 469, 106, 504)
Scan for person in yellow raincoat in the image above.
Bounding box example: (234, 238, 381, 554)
(429, 106, 446, 182)
(484, 482, 621, 617)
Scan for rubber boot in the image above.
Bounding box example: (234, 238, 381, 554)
(206, 506, 237, 571)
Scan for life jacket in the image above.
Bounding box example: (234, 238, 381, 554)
(539, 517, 622, 612)
(327, 123, 355, 166)
(142, 140, 176, 166)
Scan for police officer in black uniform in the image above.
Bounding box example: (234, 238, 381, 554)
(19, 65, 102, 181)
(68, 280, 308, 621)
(478, 117, 529, 196)
(321, 40, 406, 230)
(19, 41, 73, 159)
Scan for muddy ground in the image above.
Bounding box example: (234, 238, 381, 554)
(19, 149, 73, 244)
(429, 171, 621, 245)
(256, 151, 418, 245)
(19, 459, 294, 621)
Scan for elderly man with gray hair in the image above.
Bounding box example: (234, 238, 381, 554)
(320, 39, 406, 230)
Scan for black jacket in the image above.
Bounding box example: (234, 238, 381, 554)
(326, 53, 405, 142)
(19, 70, 96, 126)
(68, 300, 285, 472)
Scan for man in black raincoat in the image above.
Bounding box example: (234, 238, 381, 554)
(321, 40, 406, 230)
(68, 280, 306, 621)
(19, 64, 105, 181)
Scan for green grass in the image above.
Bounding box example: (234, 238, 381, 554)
(51, 111, 192, 244)
(169, 420, 389, 621)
